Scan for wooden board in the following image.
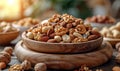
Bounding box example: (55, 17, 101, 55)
(14, 41, 113, 70)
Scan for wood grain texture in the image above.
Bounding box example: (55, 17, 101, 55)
(15, 41, 113, 70)
(22, 32, 103, 53)
(0, 30, 19, 45)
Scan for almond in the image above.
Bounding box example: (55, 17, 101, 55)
(49, 33, 55, 38)
(91, 30, 101, 37)
(66, 23, 73, 29)
(47, 39, 57, 43)
(40, 36, 49, 42)
(88, 35, 99, 41)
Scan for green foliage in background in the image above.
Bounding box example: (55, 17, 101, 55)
(50, 0, 92, 19)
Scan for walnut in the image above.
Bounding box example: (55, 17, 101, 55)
(66, 23, 73, 29)
(26, 14, 101, 43)
(9, 64, 23, 71)
(0, 62, 6, 70)
(112, 66, 120, 71)
(112, 30, 120, 38)
(76, 25, 87, 34)
(42, 26, 53, 34)
(4, 46, 13, 55)
(72, 37, 88, 43)
(69, 28, 75, 34)
(85, 15, 115, 24)
(116, 42, 120, 52)
(21, 60, 31, 70)
(0, 52, 11, 64)
(75, 65, 92, 71)
(55, 26, 68, 36)
(34, 63, 47, 71)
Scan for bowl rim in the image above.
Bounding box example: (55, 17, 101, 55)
(22, 32, 103, 45)
(104, 37, 120, 41)
(0, 29, 19, 35)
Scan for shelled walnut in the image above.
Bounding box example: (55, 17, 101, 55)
(21, 60, 31, 70)
(13, 17, 39, 27)
(85, 15, 116, 24)
(9, 60, 31, 71)
(0, 22, 17, 33)
(112, 66, 120, 71)
(115, 43, 120, 63)
(100, 22, 120, 39)
(34, 63, 47, 71)
(26, 14, 101, 43)
(0, 47, 13, 70)
(74, 65, 103, 71)
(9, 64, 23, 71)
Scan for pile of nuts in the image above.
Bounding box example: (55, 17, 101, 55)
(100, 22, 120, 39)
(74, 65, 103, 71)
(0, 22, 17, 33)
(26, 14, 101, 43)
(14, 17, 39, 27)
(85, 15, 116, 24)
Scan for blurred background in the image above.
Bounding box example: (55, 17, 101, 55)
(0, 0, 120, 22)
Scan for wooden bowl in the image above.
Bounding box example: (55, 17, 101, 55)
(0, 29, 19, 45)
(104, 38, 120, 47)
(91, 23, 114, 30)
(12, 24, 29, 34)
(22, 32, 103, 53)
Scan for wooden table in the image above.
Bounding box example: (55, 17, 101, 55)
(0, 40, 120, 71)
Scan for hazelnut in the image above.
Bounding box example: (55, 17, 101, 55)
(62, 34, 71, 43)
(0, 62, 6, 70)
(34, 63, 47, 71)
(26, 32, 34, 39)
(4, 46, 13, 55)
(112, 66, 120, 71)
(21, 60, 31, 70)
(54, 36, 62, 42)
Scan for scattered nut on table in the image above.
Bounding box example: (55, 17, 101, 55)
(0, 47, 13, 70)
(34, 63, 47, 71)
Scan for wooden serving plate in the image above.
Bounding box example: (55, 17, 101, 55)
(15, 41, 113, 70)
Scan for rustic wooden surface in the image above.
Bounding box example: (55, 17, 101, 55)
(0, 40, 120, 71)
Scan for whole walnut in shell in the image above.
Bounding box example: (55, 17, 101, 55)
(34, 63, 47, 71)
(21, 60, 31, 70)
